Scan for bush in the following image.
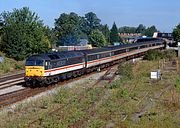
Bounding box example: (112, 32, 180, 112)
(144, 50, 177, 61)
(117, 62, 133, 79)
(144, 50, 163, 60)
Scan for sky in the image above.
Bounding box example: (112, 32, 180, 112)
(0, 0, 179, 32)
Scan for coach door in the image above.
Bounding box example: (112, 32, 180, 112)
(45, 60, 52, 70)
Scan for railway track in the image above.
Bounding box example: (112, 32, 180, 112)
(0, 65, 118, 110)
(0, 72, 24, 83)
(27, 65, 118, 127)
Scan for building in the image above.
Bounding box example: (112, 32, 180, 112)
(119, 33, 142, 43)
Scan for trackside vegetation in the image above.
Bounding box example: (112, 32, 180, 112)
(144, 49, 177, 61)
(0, 52, 24, 75)
(1, 58, 180, 127)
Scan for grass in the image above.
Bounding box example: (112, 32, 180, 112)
(0, 59, 180, 128)
(0, 53, 24, 76)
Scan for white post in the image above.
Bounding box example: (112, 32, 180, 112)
(178, 42, 180, 57)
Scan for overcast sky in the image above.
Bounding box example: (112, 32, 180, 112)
(0, 0, 179, 32)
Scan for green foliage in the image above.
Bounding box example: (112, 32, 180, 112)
(53, 89, 68, 104)
(144, 50, 163, 60)
(144, 50, 176, 61)
(136, 24, 146, 33)
(117, 88, 130, 100)
(107, 79, 124, 89)
(99, 24, 110, 42)
(163, 50, 177, 60)
(143, 25, 157, 37)
(119, 26, 136, 33)
(55, 12, 82, 46)
(89, 29, 108, 47)
(87, 119, 105, 128)
(118, 62, 133, 79)
(119, 24, 158, 37)
(54, 11, 109, 47)
(110, 22, 122, 44)
(175, 78, 180, 93)
(0, 57, 24, 75)
(173, 23, 180, 42)
(0, 7, 50, 60)
(84, 12, 101, 35)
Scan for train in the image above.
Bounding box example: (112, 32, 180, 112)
(24, 38, 165, 86)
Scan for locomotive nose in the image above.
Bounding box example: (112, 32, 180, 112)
(25, 66, 44, 77)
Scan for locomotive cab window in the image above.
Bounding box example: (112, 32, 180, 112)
(26, 60, 44, 66)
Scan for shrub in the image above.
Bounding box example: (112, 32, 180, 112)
(144, 50, 163, 60)
(144, 49, 177, 61)
(119, 88, 130, 100)
(117, 62, 133, 79)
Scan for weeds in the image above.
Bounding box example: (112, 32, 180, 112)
(53, 88, 68, 104)
(0, 57, 24, 75)
(107, 79, 124, 89)
(118, 62, 133, 79)
(87, 119, 105, 128)
(175, 78, 180, 93)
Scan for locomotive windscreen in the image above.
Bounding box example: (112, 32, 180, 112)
(25, 60, 44, 66)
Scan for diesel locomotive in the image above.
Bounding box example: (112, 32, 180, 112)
(24, 38, 164, 86)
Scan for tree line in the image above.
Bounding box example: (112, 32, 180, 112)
(0, 7, 180, 61)
(119, 24, 158, 37)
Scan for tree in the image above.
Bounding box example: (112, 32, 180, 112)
(173, 23, 180, 42)
(84, 12, 101, 35)
(110, 22, 121, 44)
(0, 7, 50, 60)
(0, 19, 3, 47)
(89, 29, 107, 47)
(136, 24, 146, 33)
(99, 24, 110, 42)
(119, 26, 136, 34)
(144, 25, 157, 37)
(54, 12, 82, 46)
